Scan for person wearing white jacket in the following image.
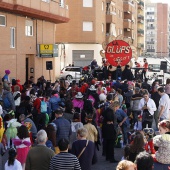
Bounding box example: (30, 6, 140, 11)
(138, 90, 156, 129)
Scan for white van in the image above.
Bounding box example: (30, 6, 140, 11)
(133, 56, 170, 84)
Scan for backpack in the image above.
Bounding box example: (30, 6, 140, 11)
(3, 96, 11, 109)
(40, 100, 47, 113)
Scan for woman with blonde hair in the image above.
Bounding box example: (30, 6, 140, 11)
(116, 160, 136, 170)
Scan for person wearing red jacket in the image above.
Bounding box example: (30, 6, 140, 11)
(142, 58, 148, 80)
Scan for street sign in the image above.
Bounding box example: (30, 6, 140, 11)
(105, 40, 132, 66)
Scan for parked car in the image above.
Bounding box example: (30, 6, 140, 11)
(60, 66, 83, 80)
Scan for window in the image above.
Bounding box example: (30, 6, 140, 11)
(0, 15, 6, 26)
(25, 20, 33, 36)
(83, 22, 93, 31)
(83, 0, 93, 7)
(10, 27, 15, 48)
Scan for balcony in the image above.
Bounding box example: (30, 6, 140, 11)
(137, 43, 144, 49)
(138, 29, 144, 36)
(137, 15, 144, 24)
(138, 4, 144, 10)
(147, 49, 155, 52)
(123, 19, 132, 29)
(147, 41, 155, 44)
(123, 3, 133, 13)
(147, 12, 154, 15)
(147, 34, 155, 37)
(147, 26, 155, 29)
(0, 0, 69, 23)
(106, 14, 116, 23)
(147, 19, 155, 22)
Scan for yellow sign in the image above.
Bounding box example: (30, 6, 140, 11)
(40, 44, 53, 54)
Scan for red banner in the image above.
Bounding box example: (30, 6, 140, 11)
(105, 40, 132, 67)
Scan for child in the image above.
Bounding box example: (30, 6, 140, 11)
(84, 114, 98, 143)
(13, 125, 31, 170)
(153, 119, 170, 164)
(143, 128, 155, 154)
(4, 148, 22, 170)
(5, 110, 21, 148)
(134, 115, 142, 131)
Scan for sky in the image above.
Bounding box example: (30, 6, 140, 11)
(151, 0, 170, 5)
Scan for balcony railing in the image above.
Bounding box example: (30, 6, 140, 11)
(147, 34, 155, 37)
(147, 26, 155, 29)
(138, 29, 144, 35)
(147, 19, 155, 22)
(138, 0, 144, 6)
(147, 49, 155, 52)
(138, 43, 144, 48)
(0, 0, 69, 23)
(147, 41, 155, 44)
(147, 12, 154, 15)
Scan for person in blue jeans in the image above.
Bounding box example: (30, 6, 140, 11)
(115, 105, 129, 145)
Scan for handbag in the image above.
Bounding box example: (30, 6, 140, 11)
(143, 109, 153, 121)
(77, 140, 89, 159)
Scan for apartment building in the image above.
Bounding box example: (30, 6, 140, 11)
(55, 0, 139, 69)
(145, 2, 169, 58)
(0, 0, 69, 83)
(55, 0, 105, 68)
(137, 0, 144, 56)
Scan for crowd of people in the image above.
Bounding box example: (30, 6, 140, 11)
(0, 60, 170, 170)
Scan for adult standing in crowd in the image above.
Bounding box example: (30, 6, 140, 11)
(25, 130, 55, 170)
(165, 78, 170, 97)
(130, 87, 142, 126)
(138, 90, 156, 128)
(2, 86, 15, 112)
(49, 90, 64, 121)
(53, 109, 72, 154)
(141, 58, 148, 81)
(151, 85, 161, 129)
(134, 61, 141, 79)
(49, 138, 81, 170)
(157, 87, 170, 121)
(72, 128, 97, 170)
(102, 101, 118, 163)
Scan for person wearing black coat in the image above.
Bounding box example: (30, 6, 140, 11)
(102, 101, 118, 163)
(122, 65, 134, 81)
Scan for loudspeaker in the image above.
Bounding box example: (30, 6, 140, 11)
(46, 61, 53, 70)
(160, 61, 167, 72)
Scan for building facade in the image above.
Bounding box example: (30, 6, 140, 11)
(55, 0, 139, 69)
(137, 0, 144, 56)
(0, 0, 69, 83)
(145, 2, 169, 58)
